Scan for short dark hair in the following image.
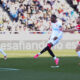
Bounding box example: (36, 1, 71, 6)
(51, 14, 57, 19)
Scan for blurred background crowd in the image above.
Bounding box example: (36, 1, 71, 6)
(0, 0, 80, 34)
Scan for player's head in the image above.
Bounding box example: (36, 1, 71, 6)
(76, 16, 80, 24)
(51, 14, 57, 23)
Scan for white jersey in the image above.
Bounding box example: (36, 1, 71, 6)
(51, 21, 63, 37)
(48, 21, 63, 46)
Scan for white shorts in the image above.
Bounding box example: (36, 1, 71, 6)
(48, 33, 62, 46)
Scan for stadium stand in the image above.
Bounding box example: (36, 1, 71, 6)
(66, 0, 80, 14)
(0, 0, 79, 33)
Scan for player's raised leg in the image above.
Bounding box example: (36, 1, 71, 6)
(0, 49, 7, 60)
(34, 44, 52, 59)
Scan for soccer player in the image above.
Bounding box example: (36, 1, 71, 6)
(34, 14, 63, 65)
(63, 16, 80, 58)
(0, 49, 7, 60)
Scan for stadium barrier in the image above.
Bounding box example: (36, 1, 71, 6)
(0, 31, 80, 50)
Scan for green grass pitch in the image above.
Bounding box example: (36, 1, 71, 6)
(0, 50, 80, 80)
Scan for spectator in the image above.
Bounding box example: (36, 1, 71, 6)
(0, 0, 79, 34)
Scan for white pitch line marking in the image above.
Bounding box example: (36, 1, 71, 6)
(0, 68, 20, 71)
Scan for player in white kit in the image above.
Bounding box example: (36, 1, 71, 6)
(34, 14, 63, 65)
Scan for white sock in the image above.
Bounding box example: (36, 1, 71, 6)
(38, 53, 41, 55)
(53, 56, 56, 60)
(77, 51, 80, 57)
(0, 49, 7, 56)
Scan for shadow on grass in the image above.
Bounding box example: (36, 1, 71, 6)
(0, 56, 80, 71)
(0, 57, 80, 80)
